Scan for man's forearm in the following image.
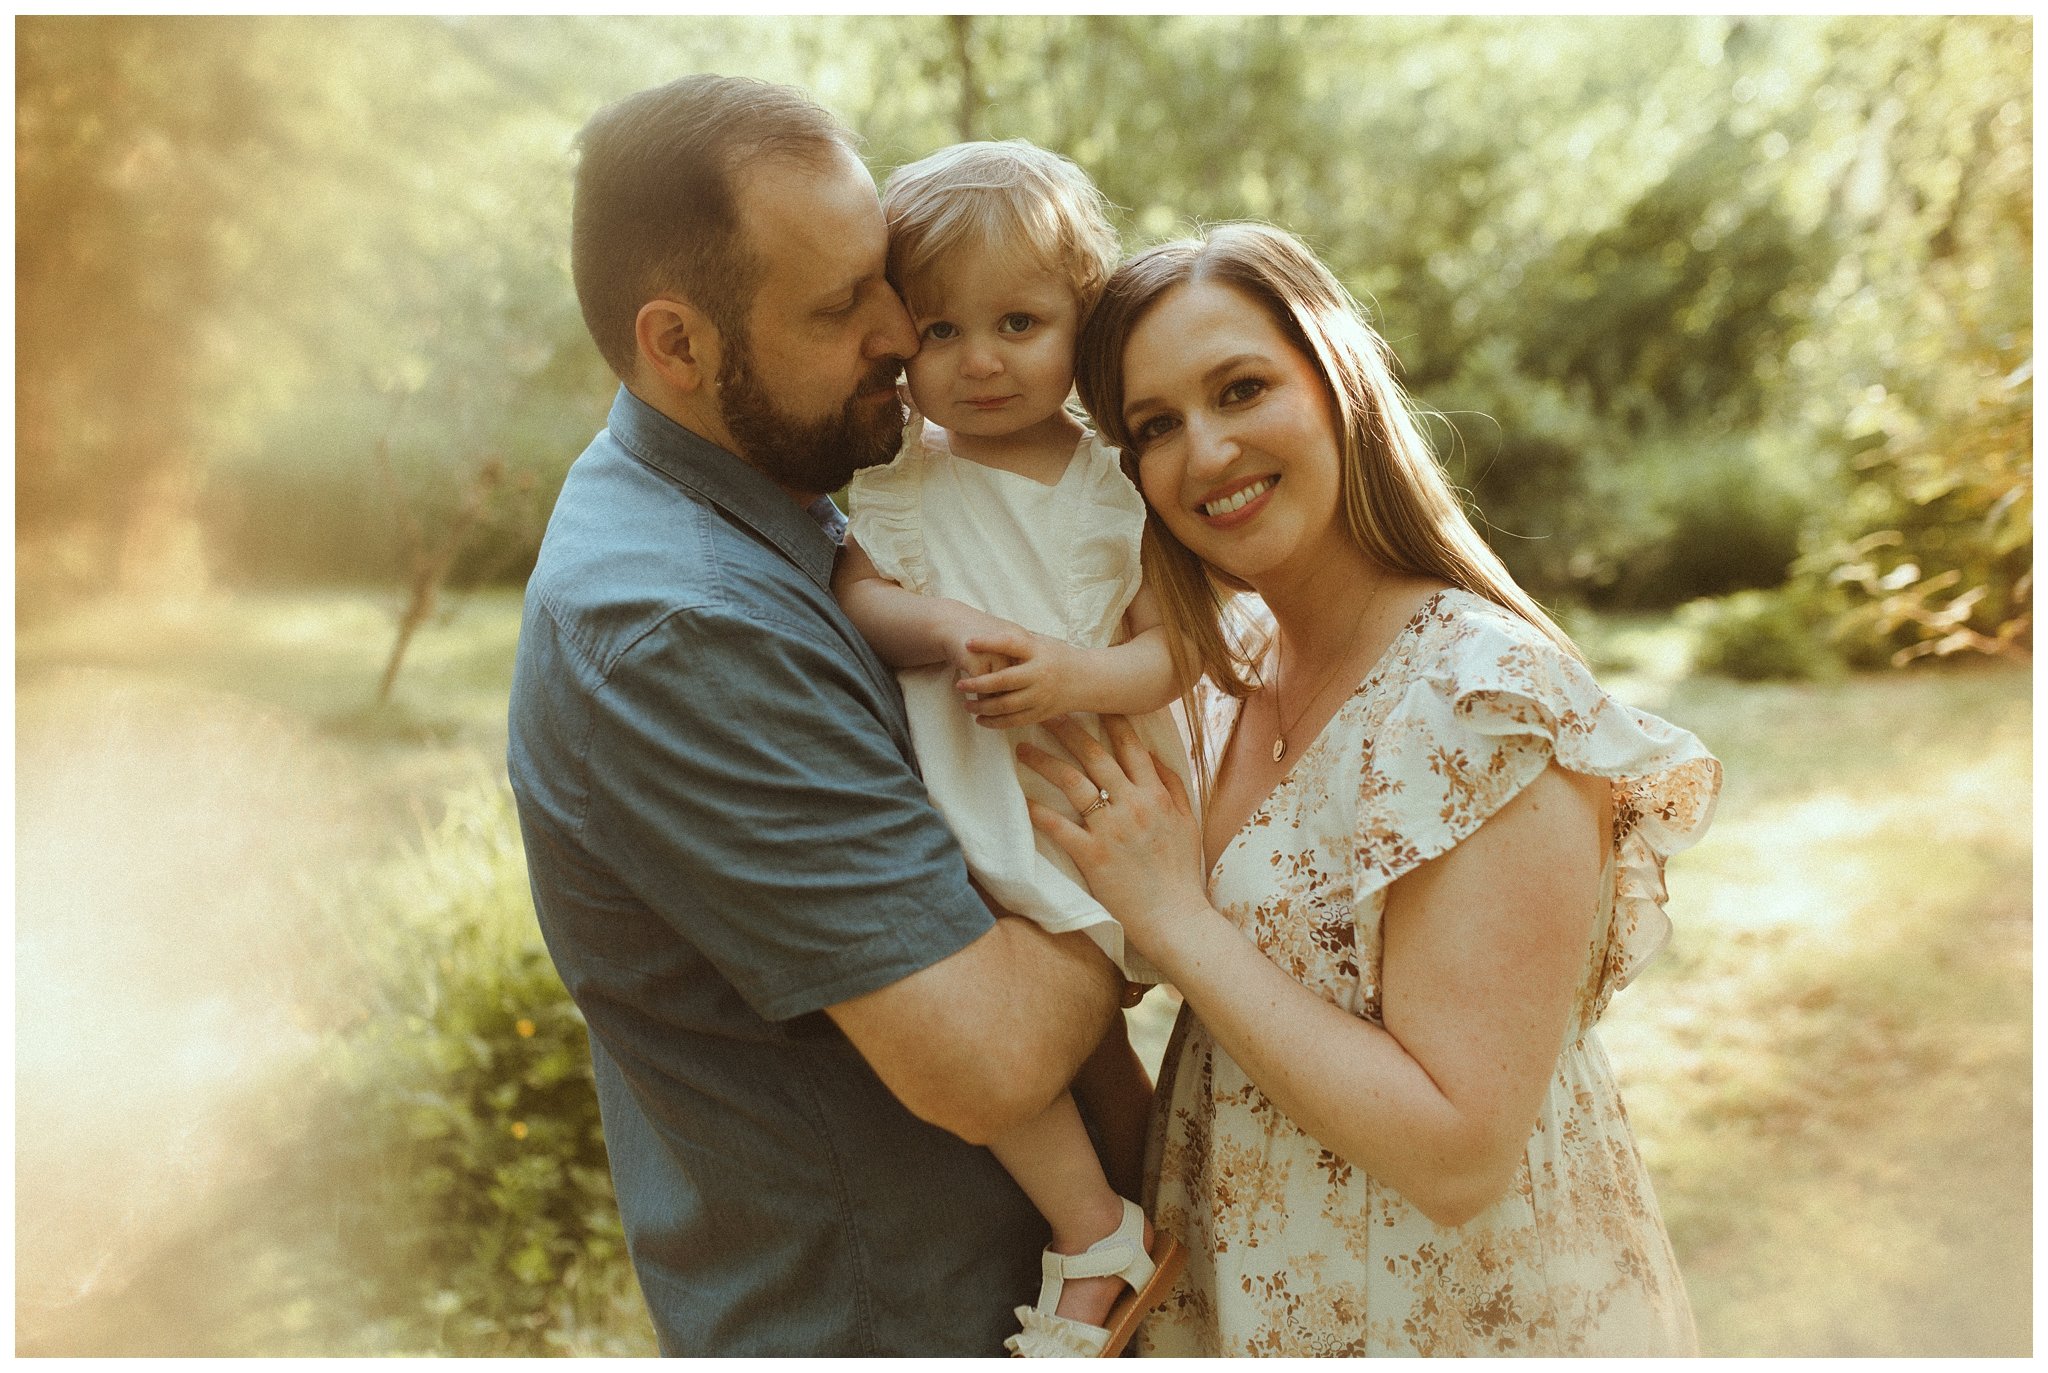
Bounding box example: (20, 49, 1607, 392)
(825, 913, 1122, 1146)
(943, 918, 1123, 1142)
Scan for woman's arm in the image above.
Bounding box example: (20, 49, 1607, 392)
(953, 580, 1190, 728)
(1021, 715, 1608, 1227)
(832, 533, 1024, 676)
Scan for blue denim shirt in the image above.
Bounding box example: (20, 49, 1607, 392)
(508, 388, 1043, 1355)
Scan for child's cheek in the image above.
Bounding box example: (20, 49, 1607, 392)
(903, 355, 944, 416)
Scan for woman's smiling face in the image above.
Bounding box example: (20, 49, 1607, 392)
(1119, 279, 1349, 592)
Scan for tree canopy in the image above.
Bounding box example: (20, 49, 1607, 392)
(16, 15, 2031, 661)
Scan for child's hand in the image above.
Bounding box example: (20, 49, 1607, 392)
(943, 621, 1018, 684)
(953, 646, 1013, 681)
(954, 628, 1086, 730)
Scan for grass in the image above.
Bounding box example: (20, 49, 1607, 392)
(14, 588, 2032, 1356)
(1603, 662, 2032, 1357)
(16, 587, 532, 1355)
(17, 586, 523, 836)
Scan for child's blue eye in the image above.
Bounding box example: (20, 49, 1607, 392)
(924, 321, 959, 342)
(999, 313, 1035, 334)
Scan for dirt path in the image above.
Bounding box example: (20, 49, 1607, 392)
(16, 669, 382, 1344)
(15, 596, 513, 1352)
(1602, 667, 2032, 1355)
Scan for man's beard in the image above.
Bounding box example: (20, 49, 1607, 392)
(717, 337, 906, 494)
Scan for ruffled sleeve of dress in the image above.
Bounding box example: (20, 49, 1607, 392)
(844, 413, 933, 595)
(1352, 592, 1721, 1020)
(1058, 431, 1150, 645)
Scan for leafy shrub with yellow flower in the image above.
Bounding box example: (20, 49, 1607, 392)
(272, 784, 652, 1354)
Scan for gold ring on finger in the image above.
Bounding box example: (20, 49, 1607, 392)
(1079, 787, 1111, 819)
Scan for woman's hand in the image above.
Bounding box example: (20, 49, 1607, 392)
(955, 628, 1085, 729)
(1017, 715, 1210, 956)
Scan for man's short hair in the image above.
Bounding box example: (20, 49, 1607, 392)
(571, 74, 859, 381)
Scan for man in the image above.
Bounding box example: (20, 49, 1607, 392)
(506, 74, 1125, 1356)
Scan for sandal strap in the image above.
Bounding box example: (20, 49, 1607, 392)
(1029, 1199, 1157, 1314)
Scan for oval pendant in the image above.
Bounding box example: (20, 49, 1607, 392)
(1271, 737, 1286, 764)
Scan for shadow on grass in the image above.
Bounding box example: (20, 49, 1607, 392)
(1642, 865, 2028, 1354)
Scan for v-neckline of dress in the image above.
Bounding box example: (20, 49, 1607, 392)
(1202, 589, 1452, 886)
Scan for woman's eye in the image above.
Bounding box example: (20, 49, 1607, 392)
(1221, 377, 1266, 405)
(999, 313, 1035, 334)
(1132, 414, 1177, 446)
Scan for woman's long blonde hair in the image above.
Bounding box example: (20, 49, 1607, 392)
(1074, 223, 1580, 784)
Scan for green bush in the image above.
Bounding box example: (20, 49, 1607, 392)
(1684, 588, 1837, 681)
(267, 784, 652, 1355)
(1433, 377, 1814, 613)
(1632, 460, 1805, 608)
(1573, 430, 1810, 611)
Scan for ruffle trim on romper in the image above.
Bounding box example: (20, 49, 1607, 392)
(843, 414, 934, 595)
(1055, 432, 1150, 647)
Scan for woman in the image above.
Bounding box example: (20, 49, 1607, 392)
(1017, 223, 1720, 1356)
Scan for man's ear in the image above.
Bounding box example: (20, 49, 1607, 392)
(634, 296, 724, 396)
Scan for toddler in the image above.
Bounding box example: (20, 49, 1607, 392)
(832, 140, 1190, 1358)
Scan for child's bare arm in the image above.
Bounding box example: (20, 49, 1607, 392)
(833, 533, 1024, 677)
(953, 580, 1193, 729)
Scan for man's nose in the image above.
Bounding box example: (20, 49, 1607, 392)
(866, 290, 920, 361)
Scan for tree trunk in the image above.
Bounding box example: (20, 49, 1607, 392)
(374, 451, 504, 705)
(949, 15, 979, 142)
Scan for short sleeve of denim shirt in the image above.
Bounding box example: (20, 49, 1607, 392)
(582, 600, 991, 1024)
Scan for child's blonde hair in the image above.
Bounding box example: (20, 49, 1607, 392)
(881, 139, 1119, 314)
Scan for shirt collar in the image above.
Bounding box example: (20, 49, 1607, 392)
(606, 386, 843, 588)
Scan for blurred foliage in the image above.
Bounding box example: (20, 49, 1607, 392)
(17, 18, 270, 606)
(262, 784, 649, 1355)
(1684, 588, 1837, 682)
(16, 15, 2031, 663)
(1770, 19, 2034, 668)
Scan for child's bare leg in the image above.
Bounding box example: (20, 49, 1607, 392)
(1070, 1012, 1153, 1202)
(988, 1090, 1153, 1328)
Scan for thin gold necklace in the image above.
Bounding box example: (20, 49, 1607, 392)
(1268, 595, 1378, 764)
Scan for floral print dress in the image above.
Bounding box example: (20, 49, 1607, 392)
(1136, 589, 1721, 1357)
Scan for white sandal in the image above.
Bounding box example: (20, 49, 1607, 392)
(1003, 1198, 1186, 1358)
